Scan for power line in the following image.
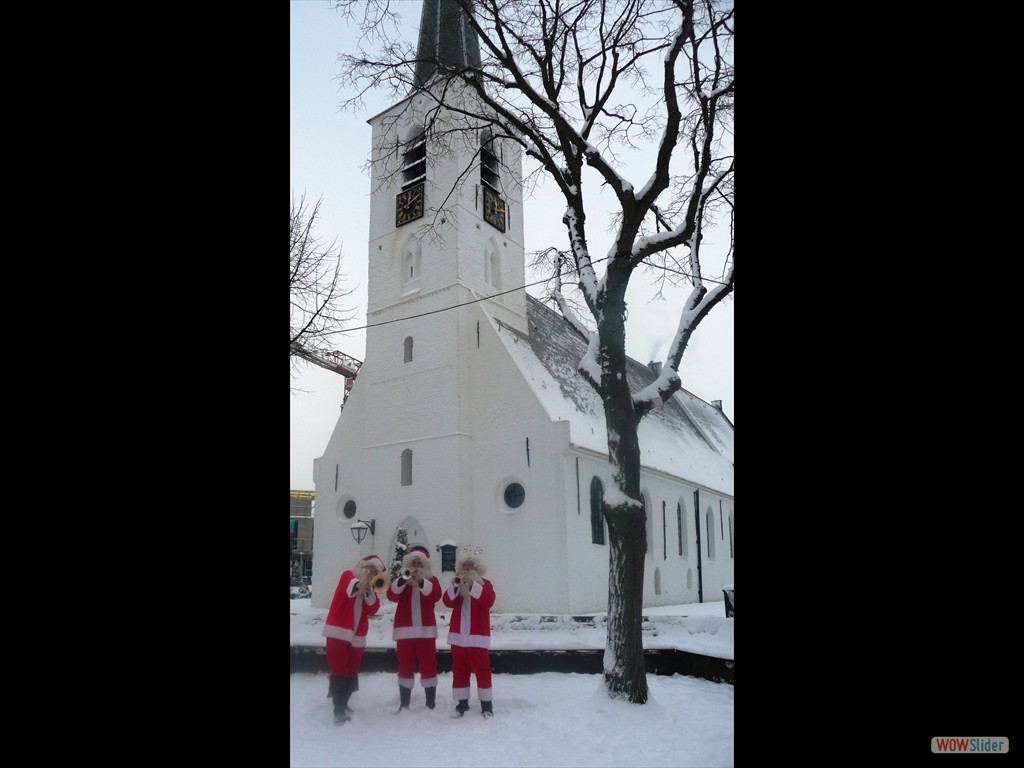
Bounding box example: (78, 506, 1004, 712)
(334, 274, 560, 334)
(333, 253, 730, 335)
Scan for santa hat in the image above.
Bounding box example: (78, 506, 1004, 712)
(456, 545, 487, 576)
(358, 554, 386, 573)
(403, 545, 433, 573)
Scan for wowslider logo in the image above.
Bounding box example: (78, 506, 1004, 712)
(932, 737, 1009, 754)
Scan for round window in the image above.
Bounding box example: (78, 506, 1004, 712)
(343, 500, 357, 519)
(503, 483, 525, 509)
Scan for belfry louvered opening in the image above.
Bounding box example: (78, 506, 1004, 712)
(402, 131, 427, 189)
(480, 131, 500, 191)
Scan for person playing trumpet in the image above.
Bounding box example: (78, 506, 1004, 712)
(386, 544, 442, 712)
(322, 554, 386, 723)
(443, 546, 496, 718)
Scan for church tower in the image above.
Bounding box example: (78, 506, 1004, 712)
(365, 0, 526, 332)
(312, 0, 529, 606)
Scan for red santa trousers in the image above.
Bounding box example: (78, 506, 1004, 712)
(450, 645, 493, 701)
(326, 637, 365, 677)
(396, 638, 439, 688)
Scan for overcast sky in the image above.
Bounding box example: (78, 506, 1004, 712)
(289, 0, 734, 491)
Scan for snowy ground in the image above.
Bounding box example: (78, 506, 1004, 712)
(290, 599, 734, 767)
(290, 597, 734, 659)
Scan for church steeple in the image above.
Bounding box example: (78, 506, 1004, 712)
(413, 0, 481, 88)
(364, 0, 526, 336)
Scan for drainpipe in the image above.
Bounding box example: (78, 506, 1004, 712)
(693, 489, 703, 603)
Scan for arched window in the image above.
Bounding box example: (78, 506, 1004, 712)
(484, 240, 501, 289)
(706, 507, 716, 559)
(729, 509, 734, 559)
(404, 336, 414, 363)
(401, 449, 413, 486)
(662, 500, 667, 561)
(677, 499, 687, 559)
(590, 476, 605, 545)
(643, 491, 653, 558)
(402, 240, 422, 291)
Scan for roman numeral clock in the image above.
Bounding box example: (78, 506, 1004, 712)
(483, 186, 506, 232)
(396, 182, 425, 226)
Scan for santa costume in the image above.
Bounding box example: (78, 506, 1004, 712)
(387, 544, 442, 711)
(442, 546, 496, 717)
(322, 554, 385, 722)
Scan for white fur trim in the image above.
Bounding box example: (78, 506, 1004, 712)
(393, 625, 439, 640)
(447, 632, 491, 649)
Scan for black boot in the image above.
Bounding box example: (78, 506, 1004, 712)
(329, 677, 352, 723)
(327, 676, 348, 705)
(395, 686, 411, 713)
(481, 700, 494, 718)
(425, 687, 436, 710)
(344, 676, 359, 711)
(451, 699, 470, 718)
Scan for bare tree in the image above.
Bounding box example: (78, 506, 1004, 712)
(289, 193, 358, 384)
(334, 0, 733, 704)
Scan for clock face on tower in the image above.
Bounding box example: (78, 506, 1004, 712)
(396, 182, 425, 226)
(482, 186, 506, 233)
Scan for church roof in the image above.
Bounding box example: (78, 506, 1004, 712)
(493, 295, 734, 496)
(413, 0, 482, 88)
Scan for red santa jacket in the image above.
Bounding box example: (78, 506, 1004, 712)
(442, 578, 496, 649)
(322, 570, 380, 647)
(388, 575, 442, 640)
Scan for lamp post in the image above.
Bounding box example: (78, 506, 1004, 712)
(350, 519, 375, 544)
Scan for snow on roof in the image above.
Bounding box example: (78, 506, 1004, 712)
(491, 295, 734, 496)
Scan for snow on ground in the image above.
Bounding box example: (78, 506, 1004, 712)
(291, 599, 734, 767)
(291, 670, 734, 768)
(290, 598, 734, 659)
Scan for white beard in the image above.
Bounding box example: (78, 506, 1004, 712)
(402, 554, 432, 577)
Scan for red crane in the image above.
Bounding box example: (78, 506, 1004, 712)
(291, 343, 363, 403)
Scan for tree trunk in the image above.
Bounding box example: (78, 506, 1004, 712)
(604, 504, 648, 703)
(600, 281, 648, 704)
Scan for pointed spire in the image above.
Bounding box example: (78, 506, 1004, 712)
(413, 0, 481, 88)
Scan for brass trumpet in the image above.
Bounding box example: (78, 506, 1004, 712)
(370, 571, 391, 595)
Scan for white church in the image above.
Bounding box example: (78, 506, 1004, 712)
(311, 0, 734, 616)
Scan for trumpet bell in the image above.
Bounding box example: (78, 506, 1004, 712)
(370, 572, 391, 594)
(400, 567, 414, 581)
